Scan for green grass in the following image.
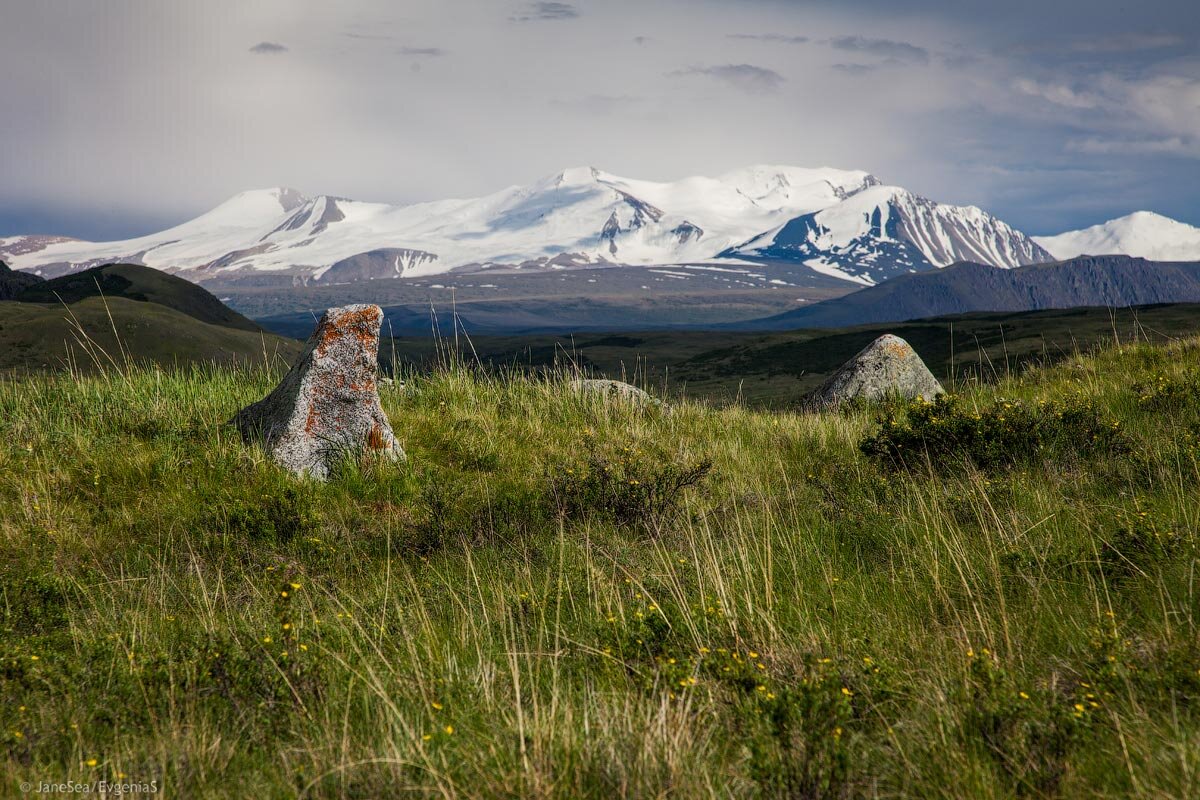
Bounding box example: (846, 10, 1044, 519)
(2, 337, 1200, 797)
(0, 296, 301, 375)
(383, 303, 1200, 407)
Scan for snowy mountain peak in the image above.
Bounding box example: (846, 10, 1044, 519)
(552, 166, 605, 186)
(212, 187, 309, 216)
(730, 184, 1052, 285)
(1035, 211, 1200, 262)
(2, 165, 1056, 285)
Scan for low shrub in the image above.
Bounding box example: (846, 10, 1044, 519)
(1099, 509, 1190, 578)
(961, 649, 1087, 797)
(1134, 370, 1200, 413)
(861, 394, 1126, 471)
(408, 475, 548, 555)
(747, 679, 854, 799)
(214, 481, 320, 543)
(0, 574, 70, 636)
(550, 434, 712, 530)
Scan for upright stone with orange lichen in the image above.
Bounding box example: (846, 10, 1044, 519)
(805, 333, 944, 410)
(231, 304, 404, 479)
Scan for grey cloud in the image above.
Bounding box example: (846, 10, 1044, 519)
(832, 63, 878, 76)
(1013, 78, 1103, 109)
(550, 94, 644, 114)
(2, 0, 1198, 242)
(510, 2, 579, 22)
(1069, 136, 1197, 156)
(728, 33, 809, 44)
(1032, 32, 1188, 54)
(671, 64, 785, 93)
(827, 36, 929, 64)
(399, 46, 446, 57)
(940, 52, 980, 68)
(248, 41, 288, 55)
(1069, 33, 1186, 52)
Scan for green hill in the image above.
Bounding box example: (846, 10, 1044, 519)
(16, 263, 263, 332)
(1, 338, 1198, 796)
(1, 263, 301, 373)
(384, 302, 1200, 406)
(0, 295, 300, 373)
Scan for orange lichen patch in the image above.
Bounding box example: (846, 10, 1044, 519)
(315, 306, 382, 357)
(367, 425, 389, 450)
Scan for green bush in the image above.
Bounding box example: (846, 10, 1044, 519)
(550, 436, 711, 530)
(961, 649, 1085, 797)
(861, 394, 1126, 471)
(1100, 509, 1190, 578)
(1134, 370, 1200, 413)
(0, 574, 70, 636)
(747, 679, 854, 799)
(216, 482, 319, 543)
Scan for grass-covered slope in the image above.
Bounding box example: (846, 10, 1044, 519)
(0, 296, 301, 373)
(2, 340, 1199, 797)
(385, 302, 1200, 407)
(15, 263, 265, 332)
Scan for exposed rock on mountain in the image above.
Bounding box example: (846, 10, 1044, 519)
(728, 186, 1052, 284)
(314, 248, 439, 285)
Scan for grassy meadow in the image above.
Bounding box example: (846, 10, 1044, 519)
(2, 335, 1200, 797)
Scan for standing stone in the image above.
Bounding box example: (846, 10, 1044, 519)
(231, 304, 404, 479)
(806, 334, 944, 409)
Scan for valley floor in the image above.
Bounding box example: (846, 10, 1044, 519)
(2, 337, 1199, 797)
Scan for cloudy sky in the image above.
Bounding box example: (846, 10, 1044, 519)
(1, 0, 1197, 240)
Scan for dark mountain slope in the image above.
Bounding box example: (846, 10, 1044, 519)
(16, 263, 263, 331)
(0, 260, 44, 300)
(743, 256, 1200, 330)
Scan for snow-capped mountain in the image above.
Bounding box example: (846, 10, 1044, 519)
(1035, 211, 1200, 262)
(1, 165, 1052, 286)
(728, 185, 1052, 285)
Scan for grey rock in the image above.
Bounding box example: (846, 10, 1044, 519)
(232, 304, 404, 478)
(314, 247, 439, 285)
(572, 378, 665, 409)
(806, 334, 943, 409)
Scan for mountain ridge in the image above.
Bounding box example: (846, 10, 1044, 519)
(0, 165, 1051, 286)
(0, 259, 44, 300)
(739, 255, 1200, 330)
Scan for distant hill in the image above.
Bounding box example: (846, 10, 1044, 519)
(741, 256, 1200, 330)
(0, 259, 44, 300)
(0, 296, 302, 373)
(15, 263, 263, 331)
(1, 263, 300, 373)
